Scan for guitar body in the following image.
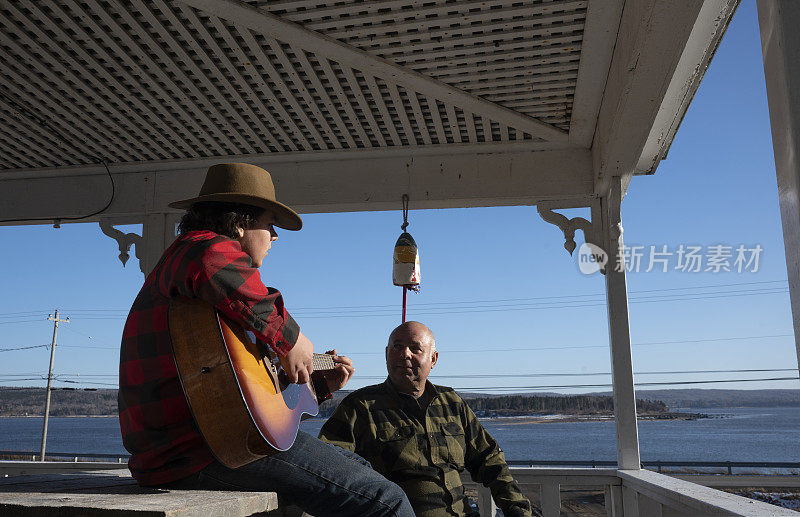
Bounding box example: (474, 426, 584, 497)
(168, 297, 322, 468)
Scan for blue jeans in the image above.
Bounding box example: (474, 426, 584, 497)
(164, 431, 414, 517)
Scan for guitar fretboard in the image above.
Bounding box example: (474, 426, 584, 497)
(312, 353, 336, 371)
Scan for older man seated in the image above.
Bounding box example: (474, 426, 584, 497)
(319, 321, 537, 517)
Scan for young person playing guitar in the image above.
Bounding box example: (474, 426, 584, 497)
(118, 163, 413, 516)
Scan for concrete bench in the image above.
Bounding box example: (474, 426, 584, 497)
(0, 467, 282, 516)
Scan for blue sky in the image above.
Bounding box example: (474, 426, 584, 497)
(1, 0, 798, 395)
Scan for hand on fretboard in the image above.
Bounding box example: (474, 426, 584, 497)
(312, 353, 336, 371)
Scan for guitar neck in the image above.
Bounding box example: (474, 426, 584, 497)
(312, 353, 336, 371)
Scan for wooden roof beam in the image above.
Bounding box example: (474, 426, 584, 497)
(592, 0, 739, 196)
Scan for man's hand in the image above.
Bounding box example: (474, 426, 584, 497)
(279, 331, 314, 384)
(321, 349, 355, 392)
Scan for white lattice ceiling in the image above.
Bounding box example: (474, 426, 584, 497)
(0, 0, 740, 223)
(0, 0, 587, 169)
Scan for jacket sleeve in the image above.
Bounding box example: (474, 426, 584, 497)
(175, 236, 300, 356)
(317, 398, 359, 453)
(462, 402, 536, 517)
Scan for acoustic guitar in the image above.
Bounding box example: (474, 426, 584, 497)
(168, 297, 335, 468)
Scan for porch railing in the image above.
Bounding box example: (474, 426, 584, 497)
(463, 467, 800, 516)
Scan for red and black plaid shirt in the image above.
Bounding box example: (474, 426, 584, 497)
(118, 230, 300, 486)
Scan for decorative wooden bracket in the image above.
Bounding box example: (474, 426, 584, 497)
(537, 200, 608, 274)
(537, 201, 603, 253)
(99, 221, 143, 271)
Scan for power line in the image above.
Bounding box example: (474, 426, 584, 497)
(346, 333, 794, 355)
(424, 368, 799, 379)
(453, 376, 800, 392)
(0, 344, 49, 352)
(44, 279, 791, 314)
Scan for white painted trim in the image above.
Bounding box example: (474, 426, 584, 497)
(758, 0, 800, 376)
(0, 142, 575, 179)
(568, 0, 624, 148)
(635, 0, 740, 174)
(618, 469, 798, 516)
(603, 177, 640, 470)
(0, 148, 593, 224)
(592, 0, 738, 195)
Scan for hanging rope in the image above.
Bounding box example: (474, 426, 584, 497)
(401, 194, 409, 231)
(393, 194, 420, 323)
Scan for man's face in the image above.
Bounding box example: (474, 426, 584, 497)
(385, 322, 438, 396)
(238, 211, 278, 268)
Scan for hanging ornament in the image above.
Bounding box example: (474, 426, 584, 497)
(393, 195, 420, 322)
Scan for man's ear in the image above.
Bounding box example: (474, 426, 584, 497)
(430, 350, 439, 368)
(235, 227, 245, 238)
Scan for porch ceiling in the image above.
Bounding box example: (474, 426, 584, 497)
(0, 0, 738, 223)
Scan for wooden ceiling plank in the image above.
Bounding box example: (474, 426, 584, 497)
(445, 69, 579, 87)
(426, 98, 449, 144)
(2, 8, 167, 160)
(6, 3, 178, 160)
(40, 0, 202, 157)
(75, 0, 228, 156)
(485, 88, 575, 103)
(481, 116, 493, 143)
(568, 0, 624, 148)
(385, 82, 417, 146)
(0, 114, 63, 168)
(444, 103, 463, 144)
(0, 137, 36, 169)
(363, 75, 403, 146)
(388, 33, 584, 64)
(1, 57, 139, 162)
(262, 35, 339, 149)
(316, 58, 372, 148)
(292, 50, 358, 149)
(150, 0, 263, 152)
(499, 123, 510, 142)
(342, 11, 586, 48)
(305, 0, 587, 34)
(365, 29, 583, 60)
(462, 81, 574, 96)
(403, 88, 432, 146)
(125, 0, 247, 153)
(177, 0, 568, 143)
(0, 99, 81, 166)
(433, 61, 579, 82)
(509, 104, 573, 115)
(340, 67, 387, 147)
(177, 4, 285, 152)
(400, 40, 582, 70)
(218, 26, 307, 152)
(458, 77, 576, 93)
(464, 111, 478, 144)
(276, 0, 522, 25)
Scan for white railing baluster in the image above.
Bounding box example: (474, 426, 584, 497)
(540, 482, 561, 517)
(606, 485, 624, 517)
(476, 485, 496, 517)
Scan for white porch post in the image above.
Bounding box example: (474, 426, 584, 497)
(602, 176, 641, 471)
(141, 213, 180, 275)
(757, 0, 800, 373)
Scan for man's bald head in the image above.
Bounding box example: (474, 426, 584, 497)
(385, 321, 438, 397)
(388, 321, 435, 353)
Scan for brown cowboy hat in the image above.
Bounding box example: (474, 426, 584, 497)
(169, 163, 302, 231)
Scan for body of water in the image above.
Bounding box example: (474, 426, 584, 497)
(1, 407, 799, 463)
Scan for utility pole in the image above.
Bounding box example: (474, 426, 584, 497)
(40, 309, 68, 461)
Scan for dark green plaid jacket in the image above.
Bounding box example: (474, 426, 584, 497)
(319, 380, 534, 517)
